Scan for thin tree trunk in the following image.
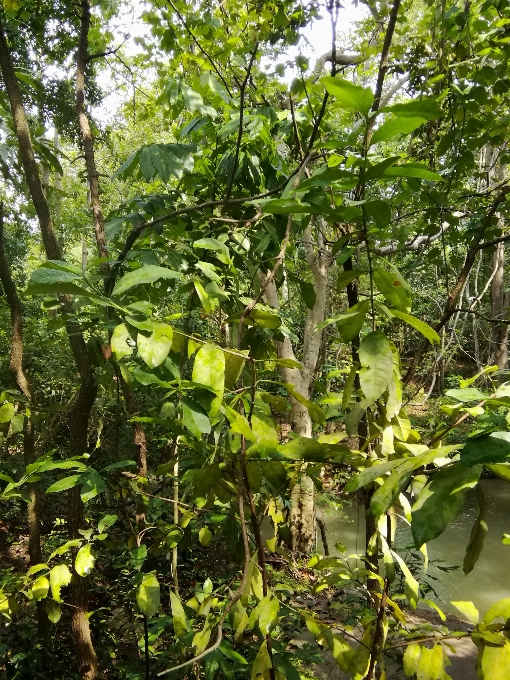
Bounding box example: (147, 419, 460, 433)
(491, 242, 509, 371)
(0, 207, 47, 638)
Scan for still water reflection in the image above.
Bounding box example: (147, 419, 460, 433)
(321, 479, 510, 615)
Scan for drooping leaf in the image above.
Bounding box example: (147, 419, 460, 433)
(359, 331, 394, 405)
(321, 77, 374, 117)
(371, 468, 414, 517)
(80, 469, 107, 502)
(199, 527, 213, 547)
(170, 590, 188, 638)
(45, 599, 61, 623)
(446, 387, 486, 402)
(112, 265, 181, 297)
(50, 564, 72, 603)
(136, 572, 160, 618)
(97, 514, 117, 534)
(463, 484, 488, 575)
(337, 300, 370, 342)
(391, 310, 440, 344)
(411, 463, 482, 548)
(285, 386, 326, 424)
(251, 641, 273, 680)
(257, 596, 280, 635)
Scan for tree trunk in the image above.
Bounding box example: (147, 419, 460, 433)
(491, 242, 509, 371)
(0, 21, 99, 677)
(263, 221, 330, 553)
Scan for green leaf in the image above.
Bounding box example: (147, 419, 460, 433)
(170, 590, 188, 638)
(31, 576, 49, 601)
(373, 268, 412, 313)
(182, 398, 211, 438)
(75, 544, 95, 577)
(251, 641, 273, 680)
(403, 643, 421, 676)
(461, 431, 510, 467)
(345, 459, 406, 492)
(49, 538, 81, 560)
(362, 157, 400, 183)
(411, 463, 482, 548)
(199, 527, 213, 547)
(359, 331, 394, 405)
(463, 485, 488, 575)
(338, 300, 370, 342)
(381, 97, 442, 120)
(136, 572, 160, 618)
(451, 601, 479, 625)
(336, 269, 362, 292)
(285, 386, 326, 424)
(130, 545, 147, 571)
(316, 311, 360, 332)
(262, 461, 287, 491)
(98, 514, 117, 534)
(382, 162, 443, 181)
(138, 324, 173, 368)
(391, 550, 419, 608)
(321, 77, 374, 117)
(224, 350, 248, 389)
(137, 143, 195, 181)
(45, 599, 61, 623)
(446, 387, 486, 402)
(371, 468, 414, 517)
(277, 436, 348, 462)
(112, 265, 181, 297)
(477, 641, 510, 680)
(26, 267, 88, 297)
(391, 310, 440, 344)
(258, 596, 280, 634)
(300, 281, 316, 309)
(111, 324, 134, 360)
(80, 469, 106, 502)
(371, 117, 425, 146)
(50, 564, 72, 602)
(0, 403, 14, 423)
(192, 343, 225, 416)
(46, 474, 83, 494)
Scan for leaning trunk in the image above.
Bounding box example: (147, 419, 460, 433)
(491, 242, 508, 371)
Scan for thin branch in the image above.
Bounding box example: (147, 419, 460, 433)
(226, 42, 259, 199)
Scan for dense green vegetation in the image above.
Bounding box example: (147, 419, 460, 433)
(0, 0, 510, 678)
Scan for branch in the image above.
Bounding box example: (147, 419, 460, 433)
(372, 0, 402, 113)
(226, 42, 258, 199)
(311, 50, 364, 82)
(372, 221, 452, 255)
(404, 188, 510, 383)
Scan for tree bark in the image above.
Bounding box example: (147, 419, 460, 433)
(0, 207, 47, 637)
(0, 19, 98, 677)
(491, 242, 509, 370)
(263, 221, 330, 553)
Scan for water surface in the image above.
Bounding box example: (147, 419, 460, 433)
(320, 479, 510, 615)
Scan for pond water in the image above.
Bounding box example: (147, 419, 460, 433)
(319, 479, 510, 616)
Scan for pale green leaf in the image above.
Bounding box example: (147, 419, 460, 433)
(136, 572, 160, 618)
(138, 324, 173, 368)
(451, 601, 479, 625)
(359, 331, 394, 404)
(111, 324, 134, 360)
(75, 544, 95, 577)
(170, 590, 188, 637)
(50, 564, 72, 603)
(391, 310, 440, 344)
(321, 77, 374, 117)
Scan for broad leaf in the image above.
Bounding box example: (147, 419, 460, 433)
(192, 343, 225, 416)
(391, 310, 440, 344)
(80, 469, 107, 502)
(199, 527, 213, 546)
(373, 268, 412, 313)
(382, 162, 443, 181)
(46, 474, 83, 494)
(463, 485, 487, 575)
(336, 269, 362, 292)
(75, 544, 95, 577)
(446, 387, 486, 402)
(381, 97, 442, 120)
(461, 431, 510, 467)
(451, 601, 479, 625)
(112, 265, 181, 297)
(411, 463, 482, 548)
(285, 386, 326, 424)
(182, 398, 211, 438)
(338, 300, 370, 342)
(322, 77, 374, 117)
(136, 572, 160, 618)
(359, 331, 393, 404)
(170, 590, 188, 637)
(31, 576, 49, 601)
(370, 117, 425, 145)
(0, 403, 14, 423)
(138, 324, 173, 368)
(50, 564, 72, 602)
(111, 324, 134, 360)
